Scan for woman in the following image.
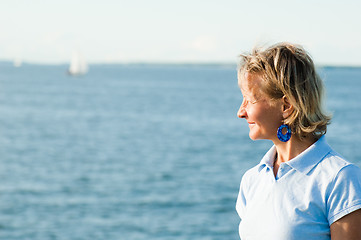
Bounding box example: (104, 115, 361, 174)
(235, 43, 361, 240)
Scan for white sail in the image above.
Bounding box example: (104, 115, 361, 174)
(68, 51, 88, 76)
(13, 57, 22, 67)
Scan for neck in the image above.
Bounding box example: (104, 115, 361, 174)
(273, 134, 317, 177)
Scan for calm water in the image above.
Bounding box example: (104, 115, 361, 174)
(0, 63, 360, 240)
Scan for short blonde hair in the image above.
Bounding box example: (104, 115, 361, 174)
(238, 42, 331, 140)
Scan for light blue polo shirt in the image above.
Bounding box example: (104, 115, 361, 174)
(236, 136, 361, 240)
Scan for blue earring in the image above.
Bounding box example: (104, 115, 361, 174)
(277, 124, 291, 142)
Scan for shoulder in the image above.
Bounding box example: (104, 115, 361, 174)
(319, 150, 361, 224)
(241, 164, 262, 182)
(239, 163, 266, 193)
(236, 163, 264, 217)
(241, 145, 276, 183)
(323, 149, 361, 188)
(316, 149, 360, 177)
(312, 149, 361, 192)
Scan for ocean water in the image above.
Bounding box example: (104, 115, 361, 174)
(0, 63, 360, 240)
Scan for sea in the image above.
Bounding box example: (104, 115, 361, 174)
(0, 62, 361, 240)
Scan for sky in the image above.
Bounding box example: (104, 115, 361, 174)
(1, 0, 361, 65)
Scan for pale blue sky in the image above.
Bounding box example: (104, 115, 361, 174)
(1, 0, 361, 65)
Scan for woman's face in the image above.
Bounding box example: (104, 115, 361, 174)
(237, 72, 283, 141)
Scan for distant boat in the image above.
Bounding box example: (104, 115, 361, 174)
(13, 58, 22, 67)
(68, 51, 88, 76)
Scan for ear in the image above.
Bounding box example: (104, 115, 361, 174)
(281, 96, 293, 119)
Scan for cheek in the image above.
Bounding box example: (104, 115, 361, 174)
(252, 105, 282, 126)
(263, 108, 283, 127)
(247, 105, 264, 120)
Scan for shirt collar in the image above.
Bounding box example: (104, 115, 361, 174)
(257, 135, 332, 174)
(258, 145, 277, 171)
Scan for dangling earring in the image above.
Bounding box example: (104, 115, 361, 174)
(277, 124, 291, 142)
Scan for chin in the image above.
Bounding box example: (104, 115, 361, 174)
(249, 133, 259, 141)
(249, 132, 267, 141)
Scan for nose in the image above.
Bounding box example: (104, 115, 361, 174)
(237, 104, 247, 118)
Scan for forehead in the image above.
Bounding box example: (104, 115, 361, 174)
(238, 71, 263, 93)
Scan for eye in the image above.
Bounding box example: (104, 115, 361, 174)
(249, 98, 258, 104)
(241, 91, 259, 106)
(243, 96, 257, 105)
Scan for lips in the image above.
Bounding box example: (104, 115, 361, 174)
(248, 122, 255, 128)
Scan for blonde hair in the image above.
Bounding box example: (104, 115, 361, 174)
(238, 42, 331, 140)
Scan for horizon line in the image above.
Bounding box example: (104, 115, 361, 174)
(1, 59, 361, 68)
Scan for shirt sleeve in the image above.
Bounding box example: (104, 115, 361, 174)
(327, 164, 361, 224)
(236, 174, 248, 220)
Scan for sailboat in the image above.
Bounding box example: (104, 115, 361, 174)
(13, 57, 22, 67)
(68, 51, 88, 76)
